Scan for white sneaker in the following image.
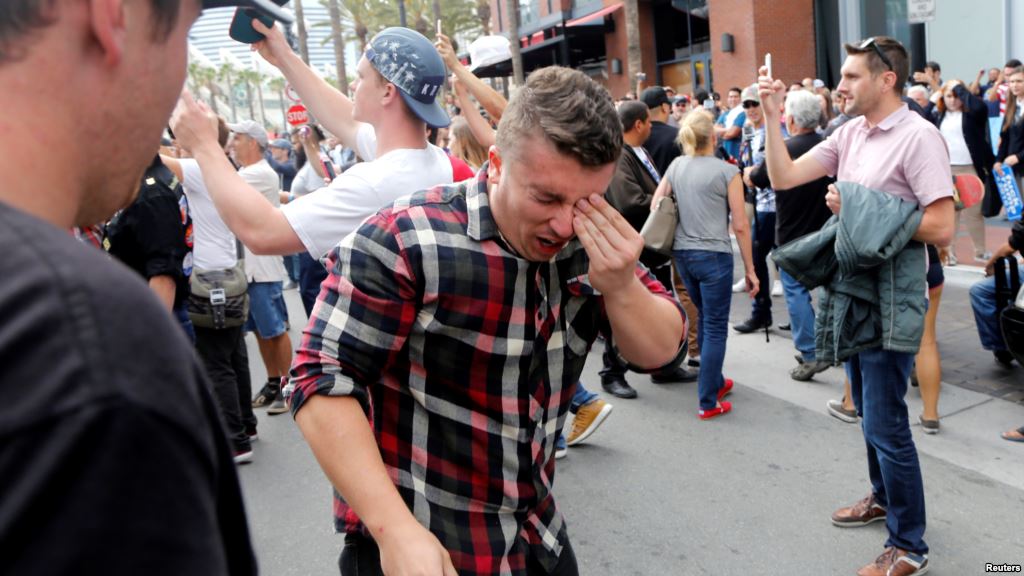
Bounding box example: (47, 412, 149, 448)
(771, 280, 783, 297)
(732, 278, 746, 293)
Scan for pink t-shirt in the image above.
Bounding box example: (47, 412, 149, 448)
(811, 104, 953, 207)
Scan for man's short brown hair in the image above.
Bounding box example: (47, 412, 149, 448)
(0, 0, 181, 64)
(843, 36, 909, 95)
(496, 66, 622, 167)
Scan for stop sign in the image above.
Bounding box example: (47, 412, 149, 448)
(287, 104, 308, 126)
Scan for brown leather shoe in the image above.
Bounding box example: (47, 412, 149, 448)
(856, 547, 929, 576)
(831, 493, 887, 527)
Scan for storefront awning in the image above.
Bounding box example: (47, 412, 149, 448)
(566, 2, 622, 27)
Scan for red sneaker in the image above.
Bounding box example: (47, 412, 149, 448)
(699, 400, 732, 420)
(717, 378, 734, 401)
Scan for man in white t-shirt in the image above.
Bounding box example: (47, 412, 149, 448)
(170, 24, 453, 260)
(226, 120, 293, 416)
(162, 117, 258, 464)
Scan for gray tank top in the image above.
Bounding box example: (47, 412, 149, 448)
(664, 155, 739, 253)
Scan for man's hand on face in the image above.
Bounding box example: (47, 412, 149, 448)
(251, 19, 290, 69)
(757, 66, 785, 120)
(377, 519, 458, 576)
(573, 194, 644, 296)
(169, 90, 219, 155)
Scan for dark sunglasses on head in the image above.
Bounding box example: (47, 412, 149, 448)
(742, 101, 759, 109)
(858, 37, 894, 72)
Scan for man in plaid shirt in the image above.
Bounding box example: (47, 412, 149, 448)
(289, 67, 686, 576)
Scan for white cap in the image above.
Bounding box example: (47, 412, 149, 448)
(227, 120, 269, 148)
(468, 35, 511, 71)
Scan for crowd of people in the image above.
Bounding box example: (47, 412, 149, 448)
(2, 1, 1023, 575)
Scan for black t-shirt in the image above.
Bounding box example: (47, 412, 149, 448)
(749, 131, 834, 246)
(643, 121, 682, 176)
(105, 158, 193, 308)
(0, 201, 255, 575)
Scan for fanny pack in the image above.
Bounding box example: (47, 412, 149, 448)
(188, 262, 249, 329)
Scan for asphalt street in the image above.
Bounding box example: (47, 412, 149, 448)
(237, 281, 1024, 575)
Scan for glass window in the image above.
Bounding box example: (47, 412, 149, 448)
(860, 0, 911, 49)
(519, 0, 539, 28)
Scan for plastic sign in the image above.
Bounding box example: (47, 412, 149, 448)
(995, 166, 1023, 222)
(287, 104, 309, 126)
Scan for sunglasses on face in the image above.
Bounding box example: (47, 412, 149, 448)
(858, 37, 894, 72)
(742, 101, 759, 109)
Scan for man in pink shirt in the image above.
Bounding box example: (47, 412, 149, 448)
(758, 37, 954, 576)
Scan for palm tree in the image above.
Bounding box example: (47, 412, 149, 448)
(293, 0, 311, 64)
(268, 77, 288, 128)
(326, 0, 349, 93)
(507, 0, 524, 85)
(238, 69, 256, 120)
(218, 62, 238, 121)
(624, 0, 641, 92)
(187, 61, 202, 94)
(190, 64, 221, 115)
(475, 0, 491, 35)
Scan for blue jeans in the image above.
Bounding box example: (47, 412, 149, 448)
(779, 268, 815, 361)
(674, 250, 732, 410)
(970, 268, 1024, 351)
(299, 251, 329, 318)
(245, 281, 288, 339)
(173, 302, 195, 344)
(283, 253, 301, 282)
(570, 381, 598, 413)
(847, 348, 927, 554)
(750, 210, 776, 322)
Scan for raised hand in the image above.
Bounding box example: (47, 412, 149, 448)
(169, 90, 219, 155)
(251, 18, 290, 69)
(433, 33, 459, 71)
(572, 194, 644, 297)
(757, 65, 786, 120)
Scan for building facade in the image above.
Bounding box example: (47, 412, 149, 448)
(483, 0, 1023, 98)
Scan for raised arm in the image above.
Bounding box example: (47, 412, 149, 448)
(252, 19, 361, 150)
(435, 33, 507, 123)
(451, 75, 496, 149)
(170, 91, 304, 255)
(758, 66, 830, 189)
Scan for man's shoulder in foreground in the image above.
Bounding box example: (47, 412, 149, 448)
(0, 201, 255, 575)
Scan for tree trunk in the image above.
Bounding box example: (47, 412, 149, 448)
(206, 80, 220, 116)
(624, 0, 642, 93)
(246, 80, 255, 120)
(225, 70, 237, 121)
(278, 89, 287, 130)
(327, 0, 349, 93)
(256, 79, 267, 126)
(293, 0, 310, 64)
(507, 0, 524, 86)
(476, 1, 491, 35)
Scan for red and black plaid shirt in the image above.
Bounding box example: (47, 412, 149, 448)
(289, 168, 681, 575)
